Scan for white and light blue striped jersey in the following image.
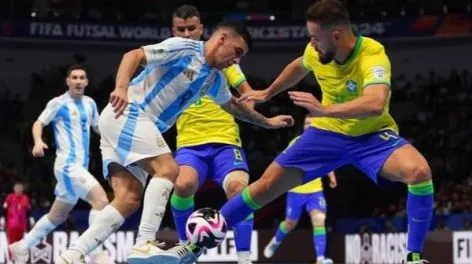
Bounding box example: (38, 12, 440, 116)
(38, 92, 99, 168)
(129, 37, 232, 132)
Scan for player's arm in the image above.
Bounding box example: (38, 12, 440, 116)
(224, 64, 255, 108)
(220, 97, 294, 129)
(328, 171, 337, 188)
(33, 98, 62, 157)
(239, 57, 309, 104)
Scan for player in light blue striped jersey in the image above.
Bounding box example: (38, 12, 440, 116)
(9, 64, 111, 264)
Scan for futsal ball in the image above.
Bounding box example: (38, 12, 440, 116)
(185, 207, 228, 249)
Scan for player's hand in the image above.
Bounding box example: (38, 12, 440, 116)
(264, 115, 295, 129)
(237, 89, 270, 104)
(288, 91, 327, 117)
(329, 178, 337, 188)
(109, 88, 128, 118)
(32, 141, 48, 157)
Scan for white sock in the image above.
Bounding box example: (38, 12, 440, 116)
(88, 209, 100, 225)
(136, 177, 174, 244)
(68, 205, 124, 256)
(237, 251, 251, 261)
(20, 215, 58, 250)
(88, 209, 104, 256)
(179, 239, 188, 245)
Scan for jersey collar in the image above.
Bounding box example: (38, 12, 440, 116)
(335, 34, 363, 66)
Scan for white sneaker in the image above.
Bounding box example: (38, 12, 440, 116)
(127, 240, 179, 264)
(8, 242, 29, 264)
(56, 254, 86, 264)
(89, 251, 114, 264)
(237, 250, 252, 264)
(263, 237, 280, 259)
(323, 258, 334, 264)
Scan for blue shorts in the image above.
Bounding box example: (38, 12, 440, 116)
(286, 191, 326, 220)
(175, 143, 249, 188)
(275, 127, 408, 184)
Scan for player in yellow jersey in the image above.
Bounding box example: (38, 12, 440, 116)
(263, 115, 336, 264)
(164, 1, 433, 264)
(168, 5, 255, 264)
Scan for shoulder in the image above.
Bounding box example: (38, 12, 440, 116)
(158, 37, 203, 55)
(359, 37, 389, 60)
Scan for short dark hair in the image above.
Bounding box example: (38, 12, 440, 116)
(215, 20, 253, 49)
(173, 4, 200, 19)
(66, 64, 87, 77)
(306, 0, 351, 28)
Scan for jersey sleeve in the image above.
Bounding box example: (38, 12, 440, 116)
(89, 99, 99, 128)
(207, 72, 232, 105)
(222, 64, 247, 90)
(142, 38, 202, 65)
(302, 43, 317, 72)
(37, 97, 62, 125)
(361, 52, 391, 87)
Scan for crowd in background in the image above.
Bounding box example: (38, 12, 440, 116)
(1, 0, 471, 23)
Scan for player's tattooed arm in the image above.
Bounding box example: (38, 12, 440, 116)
(221, 97, 294, 129)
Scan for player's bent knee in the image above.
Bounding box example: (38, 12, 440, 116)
(405, 162, 432, 185)
(224, 171, 249, 198)
(48, 212, 68, 225)
(174, 177, 198, 197)
(310, 211, 326, 226)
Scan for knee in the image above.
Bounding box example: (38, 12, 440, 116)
(91, 196, 109, 210)
(284, 219, 298, 231)
(174, 177, 198, 197)
(311, 211, 326, 227)
(404, 161, 432, 185)
(225, 180, 246, 198)
(47, 212, 68, 225)
(116, 191, 142, 213)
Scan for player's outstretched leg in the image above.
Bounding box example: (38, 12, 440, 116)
(309, 209, 333, 264)
(264, 219, 298, 258)
(264, 191, 303, 259)
(58, 165, 139, 263)
(380, 144, 433, 264)
(10, 199, 75, 263)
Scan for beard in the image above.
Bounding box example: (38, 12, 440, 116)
(318, 49, 335, 65)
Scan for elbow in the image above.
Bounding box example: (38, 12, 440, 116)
(369, 103, 385, 117)
(124, 48, 145, 64)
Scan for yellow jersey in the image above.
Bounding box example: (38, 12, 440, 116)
(290, 178, 323, 194)
(302, 36, 398, 136)
(176, 64, 246, 148)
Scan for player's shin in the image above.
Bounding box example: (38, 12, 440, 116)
(274, 221, 290, 243)
(136, 177, 174, 244)
(220, 188, 261, 228)
(234, 214, 254, 252)
(20, 215, 58, 250)
(313, 226, 327, 259)
(406, 180, 434, 254)
(67, 205, 125, 258)
(171, 194, 195, 244)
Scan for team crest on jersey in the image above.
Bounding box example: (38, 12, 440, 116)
(183, 70, 196, 81)
(346, 80, 358, 93)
